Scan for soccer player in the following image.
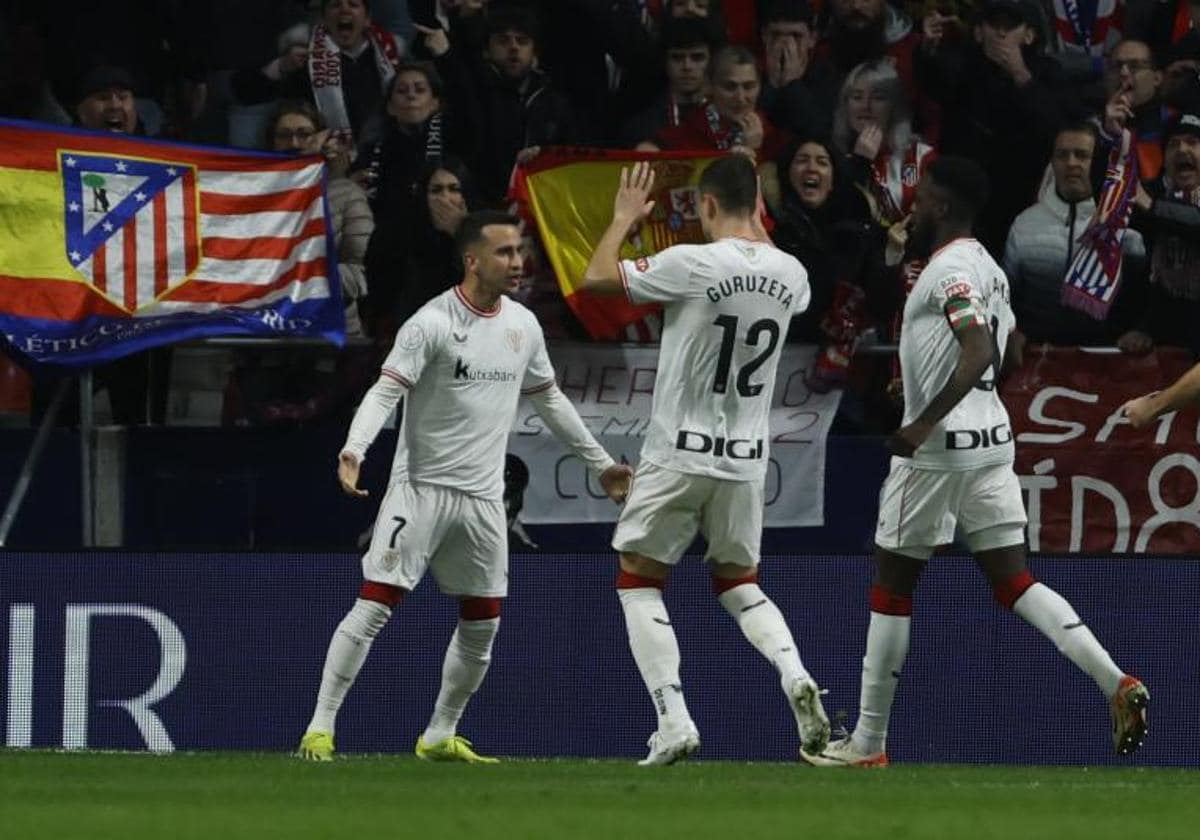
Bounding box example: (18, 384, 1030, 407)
(800, 157, 1149, 768)
(297, 210, 633, 763)
(1123, 364, 1200, 429)
(579, 156, 830, 766)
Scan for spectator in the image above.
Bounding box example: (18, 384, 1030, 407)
(232, 0, 404, 162)
(818, 0, 920, 91)
(74, 66, 139, 134)
(365, 155, 478, 340)
(268, 100, 374, 337)
(831, 58, 935, 228)
(470, 6, 576, 202)
(643, 45, 789, 162)
(1122, 111, 1200, 354)
(916, 0, 1073, 255)
(1160, 30, 1200, 110)
(361, 25, 479, 220)
(1045, 0, 1123, 91)
(1098, 39, 1168, 180)
(619, 17, 717, 147)
(758, 0, 839, 139)
(1004, 122, 1146, 345)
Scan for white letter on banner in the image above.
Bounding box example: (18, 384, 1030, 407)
(1135, 454, 1200, 552)
(1020, 459, 1058, 552)
(1018, 388, 1097, 444)
(1070, 477, 1131, 552)
(63, 605, 186, 752)
(6, 604, 35, 747)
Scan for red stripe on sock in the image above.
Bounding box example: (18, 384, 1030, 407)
(993, 569, 1037, 610)
(459, 597, 503, 620)
(712, 571, 758, 595)
(869, 585, 913, 616)
(616, 570, 665, 590)
(359, 580, 405, 607)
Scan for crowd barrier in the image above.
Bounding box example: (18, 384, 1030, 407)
(2, 551, 1194, 766)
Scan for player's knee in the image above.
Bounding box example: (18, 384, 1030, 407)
(359, 580, 405, 608)
(992, 569, 1037, 610)
(869, 584, 914, 616)
(711, 569, 758, 595)
(460, 596, 503, 621)
(616, 569, 666, 590)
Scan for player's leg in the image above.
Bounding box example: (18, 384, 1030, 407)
(704, 478, 829, 755)
(417, 490, 508, 764)
(299, 482, 430, 760)
(299, 581, 405, 760)
(963, 464, 1148, 755)
(612, 462, 704, 765)
(972, 539, 1148, 755)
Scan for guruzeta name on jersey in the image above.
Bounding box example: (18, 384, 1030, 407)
(705, 275, 795, 308)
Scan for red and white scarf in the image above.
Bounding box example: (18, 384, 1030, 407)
(309, 23, 402, 139)
(870, 140, 934, 224)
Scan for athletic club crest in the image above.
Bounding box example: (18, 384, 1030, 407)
(505, 328, 523, 354)
(61, 150, 199, 313)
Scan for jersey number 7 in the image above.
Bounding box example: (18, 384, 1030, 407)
(712, 315, 781, 397)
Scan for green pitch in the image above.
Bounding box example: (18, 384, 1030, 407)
(2, 752, 1198, 840)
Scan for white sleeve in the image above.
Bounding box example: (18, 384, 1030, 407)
(526, 385, 616, 475)
(619, 244, 702, 304)
(341, 373, 406, 462)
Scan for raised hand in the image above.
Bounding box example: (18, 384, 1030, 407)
(413, 23, 451, 57)
(614, 161, 657, 225)
(854, 123, 884, 160)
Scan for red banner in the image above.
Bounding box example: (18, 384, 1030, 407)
(1002, 346, 1200, 554)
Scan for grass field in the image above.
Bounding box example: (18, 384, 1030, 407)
(2, 752, 1198, 840)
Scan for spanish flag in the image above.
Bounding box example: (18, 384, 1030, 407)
(511, 147, 723, 340)
(0, 119, 342, 367)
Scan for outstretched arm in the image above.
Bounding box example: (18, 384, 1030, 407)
(889, 321, 993, 457)
(526, 384, 632, 502)
(580, 161, 657, 297)
(1123, 362, 1200, 429)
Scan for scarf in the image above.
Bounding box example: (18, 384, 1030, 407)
(361, 112, 445, 203)
(309, 23, 401, 139)
(1061, 128, 1138, 319)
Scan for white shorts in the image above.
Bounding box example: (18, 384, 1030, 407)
(874, 460, 1028, 560)
(362, 481, 508, 597)
(612, 460, 763, 567)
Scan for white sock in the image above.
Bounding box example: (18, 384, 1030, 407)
(307, 598, 391, 734)
(422, 617, 500, 745)
(618, 587, 692, 730)
(1013, 583, 1124, 697)
(852, 612, 910, 755)
(717, 583, 810, 689)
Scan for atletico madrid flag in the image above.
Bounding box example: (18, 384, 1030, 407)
(0, 119, 344, 367)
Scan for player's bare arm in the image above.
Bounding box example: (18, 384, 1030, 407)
(1123, 361, 1200, 429)
(580, 161, 657, 296)
(525, 383, 633, 502)
(889, 317, 993, 457)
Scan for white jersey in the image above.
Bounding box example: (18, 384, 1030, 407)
(379, 286, 555, 499)
(620, 237, 810, 481)
(899, 237, 1016, 471)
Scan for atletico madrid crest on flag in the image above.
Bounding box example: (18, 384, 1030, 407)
(61, 151, 200, 313)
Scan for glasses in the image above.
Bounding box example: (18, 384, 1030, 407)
(273, 128, 316, 143)
(1105, 59, 1154, 74)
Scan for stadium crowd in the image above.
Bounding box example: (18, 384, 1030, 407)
(2, 0, 1200, 426)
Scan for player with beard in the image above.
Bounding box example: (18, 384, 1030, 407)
(801, 157, 1148, 767)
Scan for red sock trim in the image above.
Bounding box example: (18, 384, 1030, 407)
(712, 571, 758, 595)
(869, 584, 913, 616)
(359, 580, 405, 608)
(459, 597, 503, 620)
(616, 570, 666, 590)
(993, 569, 1037, 610)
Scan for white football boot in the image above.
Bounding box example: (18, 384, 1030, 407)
(638, 721, 701, 766)
(800, 735, 889, 768)
(788, 677, 831, 756)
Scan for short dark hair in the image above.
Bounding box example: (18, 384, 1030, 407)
(323, 0, 370, 9)
(455, 210, 521, 261)
(760, 0, 814, 27)
(661, 17, 721, 53)
(265, 99, 325, 148)
(708, 44, 758, 82)
(926, 156, 991, 223)
(698, 155, 758, 216)
(389, 61, 444, 101)
(1053, 119, 1098, 148)
(484, 7, 541, 45)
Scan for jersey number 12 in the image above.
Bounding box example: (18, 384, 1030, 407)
(711, 315, 781, 397)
